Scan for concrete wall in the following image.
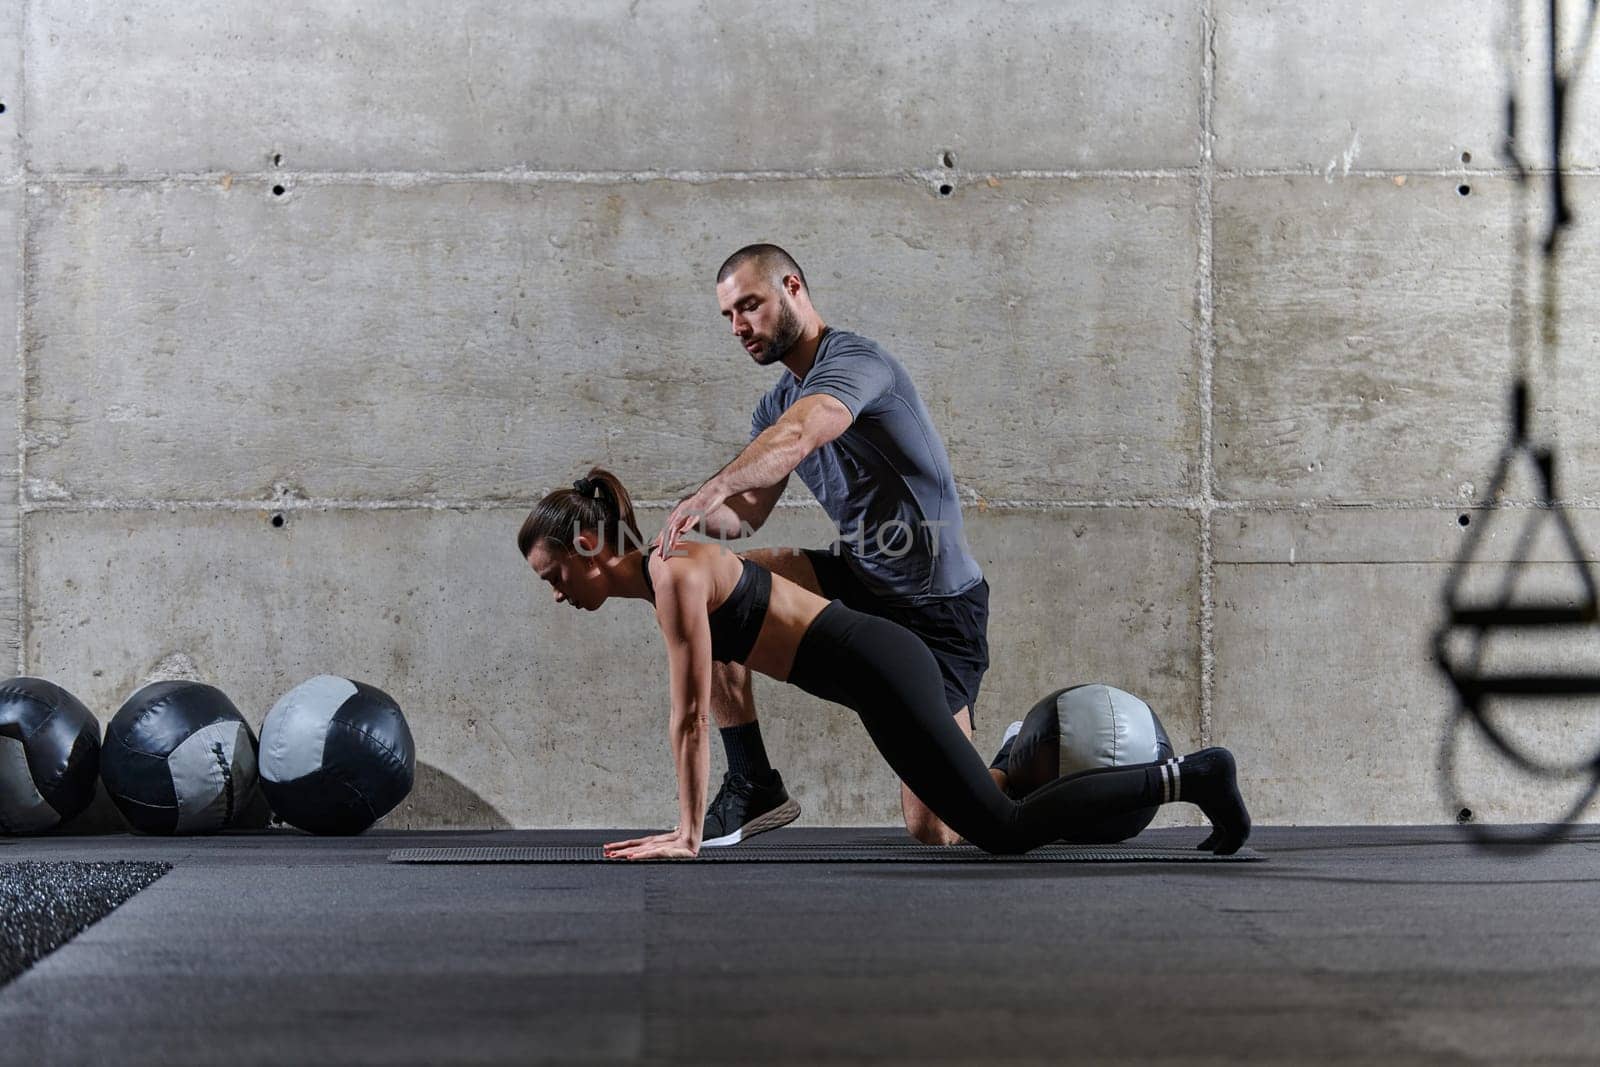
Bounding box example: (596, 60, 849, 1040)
(9, 0, 1594, 830)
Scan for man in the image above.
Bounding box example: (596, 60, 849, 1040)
(657, 244, 995, 846)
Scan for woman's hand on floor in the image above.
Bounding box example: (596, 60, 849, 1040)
(603, 830, 700, 860)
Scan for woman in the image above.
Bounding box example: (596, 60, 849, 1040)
(518, 468, 1251, 860)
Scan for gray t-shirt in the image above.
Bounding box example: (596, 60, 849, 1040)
(751, 328, 983, 604)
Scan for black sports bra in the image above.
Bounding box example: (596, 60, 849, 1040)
(639, 553, 773, 665)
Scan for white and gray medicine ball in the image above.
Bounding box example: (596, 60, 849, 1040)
(0, 677, 101, 834)
(1007, 683, 1175, 844)
(101, 681, 261, 835)
(260, 676, 415, 835)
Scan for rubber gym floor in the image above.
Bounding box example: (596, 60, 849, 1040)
(1, 825, 1596, 1065)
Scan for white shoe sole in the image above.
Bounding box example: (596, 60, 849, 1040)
(702, 797, 802, 848)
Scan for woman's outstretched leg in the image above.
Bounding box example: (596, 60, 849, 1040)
(787, 604, 1251, 854)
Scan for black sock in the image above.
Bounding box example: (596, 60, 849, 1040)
(721, 721, 773, 781)
(1172, 748, 1251, 855)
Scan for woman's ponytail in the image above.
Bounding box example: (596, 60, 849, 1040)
(517, 467, 642, 559)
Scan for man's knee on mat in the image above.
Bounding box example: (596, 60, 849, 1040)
(901, 782, 963, 846)
(899, 704, 978, 846)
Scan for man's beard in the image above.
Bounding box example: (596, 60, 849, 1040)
(752, 297, 803, 365)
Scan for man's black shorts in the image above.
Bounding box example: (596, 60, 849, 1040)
(801, 549, 991, 722)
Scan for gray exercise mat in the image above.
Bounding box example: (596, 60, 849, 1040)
(387, 844, 1262, 864)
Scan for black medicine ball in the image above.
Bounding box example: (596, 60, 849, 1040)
(100, 680, 261, 835)
(0, 677, 101, 834)
(1008, 683, 1175, 844)
(259, 675, 415, 835)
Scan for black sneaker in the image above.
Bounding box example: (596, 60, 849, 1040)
(701, 769, 801, 847)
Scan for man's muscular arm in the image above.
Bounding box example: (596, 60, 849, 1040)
(659, 394, 853, 556)
(695, 477, 789, 539)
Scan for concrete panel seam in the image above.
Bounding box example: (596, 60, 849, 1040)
(965, 497, 1205, 510)
(1197, 0, 1218, 750)
(977, 498, 1598, 513)
(1211, 499, 1600, 511)
(968, 499, 1588, 513)
(19, 496, 841, 515)
(1216, 560, 1491, 567)
(27, 168, 1209, 188)
(26, 167, 1579, 186)
(21, 497, 1221, 514)
(1218, 166, 1587, 179)
(20, 497, 1600, 514)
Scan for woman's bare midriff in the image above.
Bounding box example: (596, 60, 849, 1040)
(742, 576, 830, 682)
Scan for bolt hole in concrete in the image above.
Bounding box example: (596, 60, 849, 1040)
(0, 102, 7, 115)
(1461, 150, 1472, 163)
(272, 184, 286, 196)
(1456, 807, 1474, 823)
(1458, 184, 1471, 196)
(271, 513, 285, 528)
(938, 183, 953, 196)
(1458, 513, 1471, 527)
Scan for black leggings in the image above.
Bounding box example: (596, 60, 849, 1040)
(787, 602, 1170, 854)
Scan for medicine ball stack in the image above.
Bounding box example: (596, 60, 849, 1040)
(0, 678, 101, 834)
(1007, 683, 1175, 844)
(260, 675, 415, 835)
(1, 672, 416, 836)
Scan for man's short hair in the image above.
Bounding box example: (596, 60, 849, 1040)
(716, 244, 808, 293)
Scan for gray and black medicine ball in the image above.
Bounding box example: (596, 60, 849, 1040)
(101, 681, 261, 834)
(0, 677, 101, 834)
(260, 675, 415, 835)
(1007, 683, 1175, 844)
